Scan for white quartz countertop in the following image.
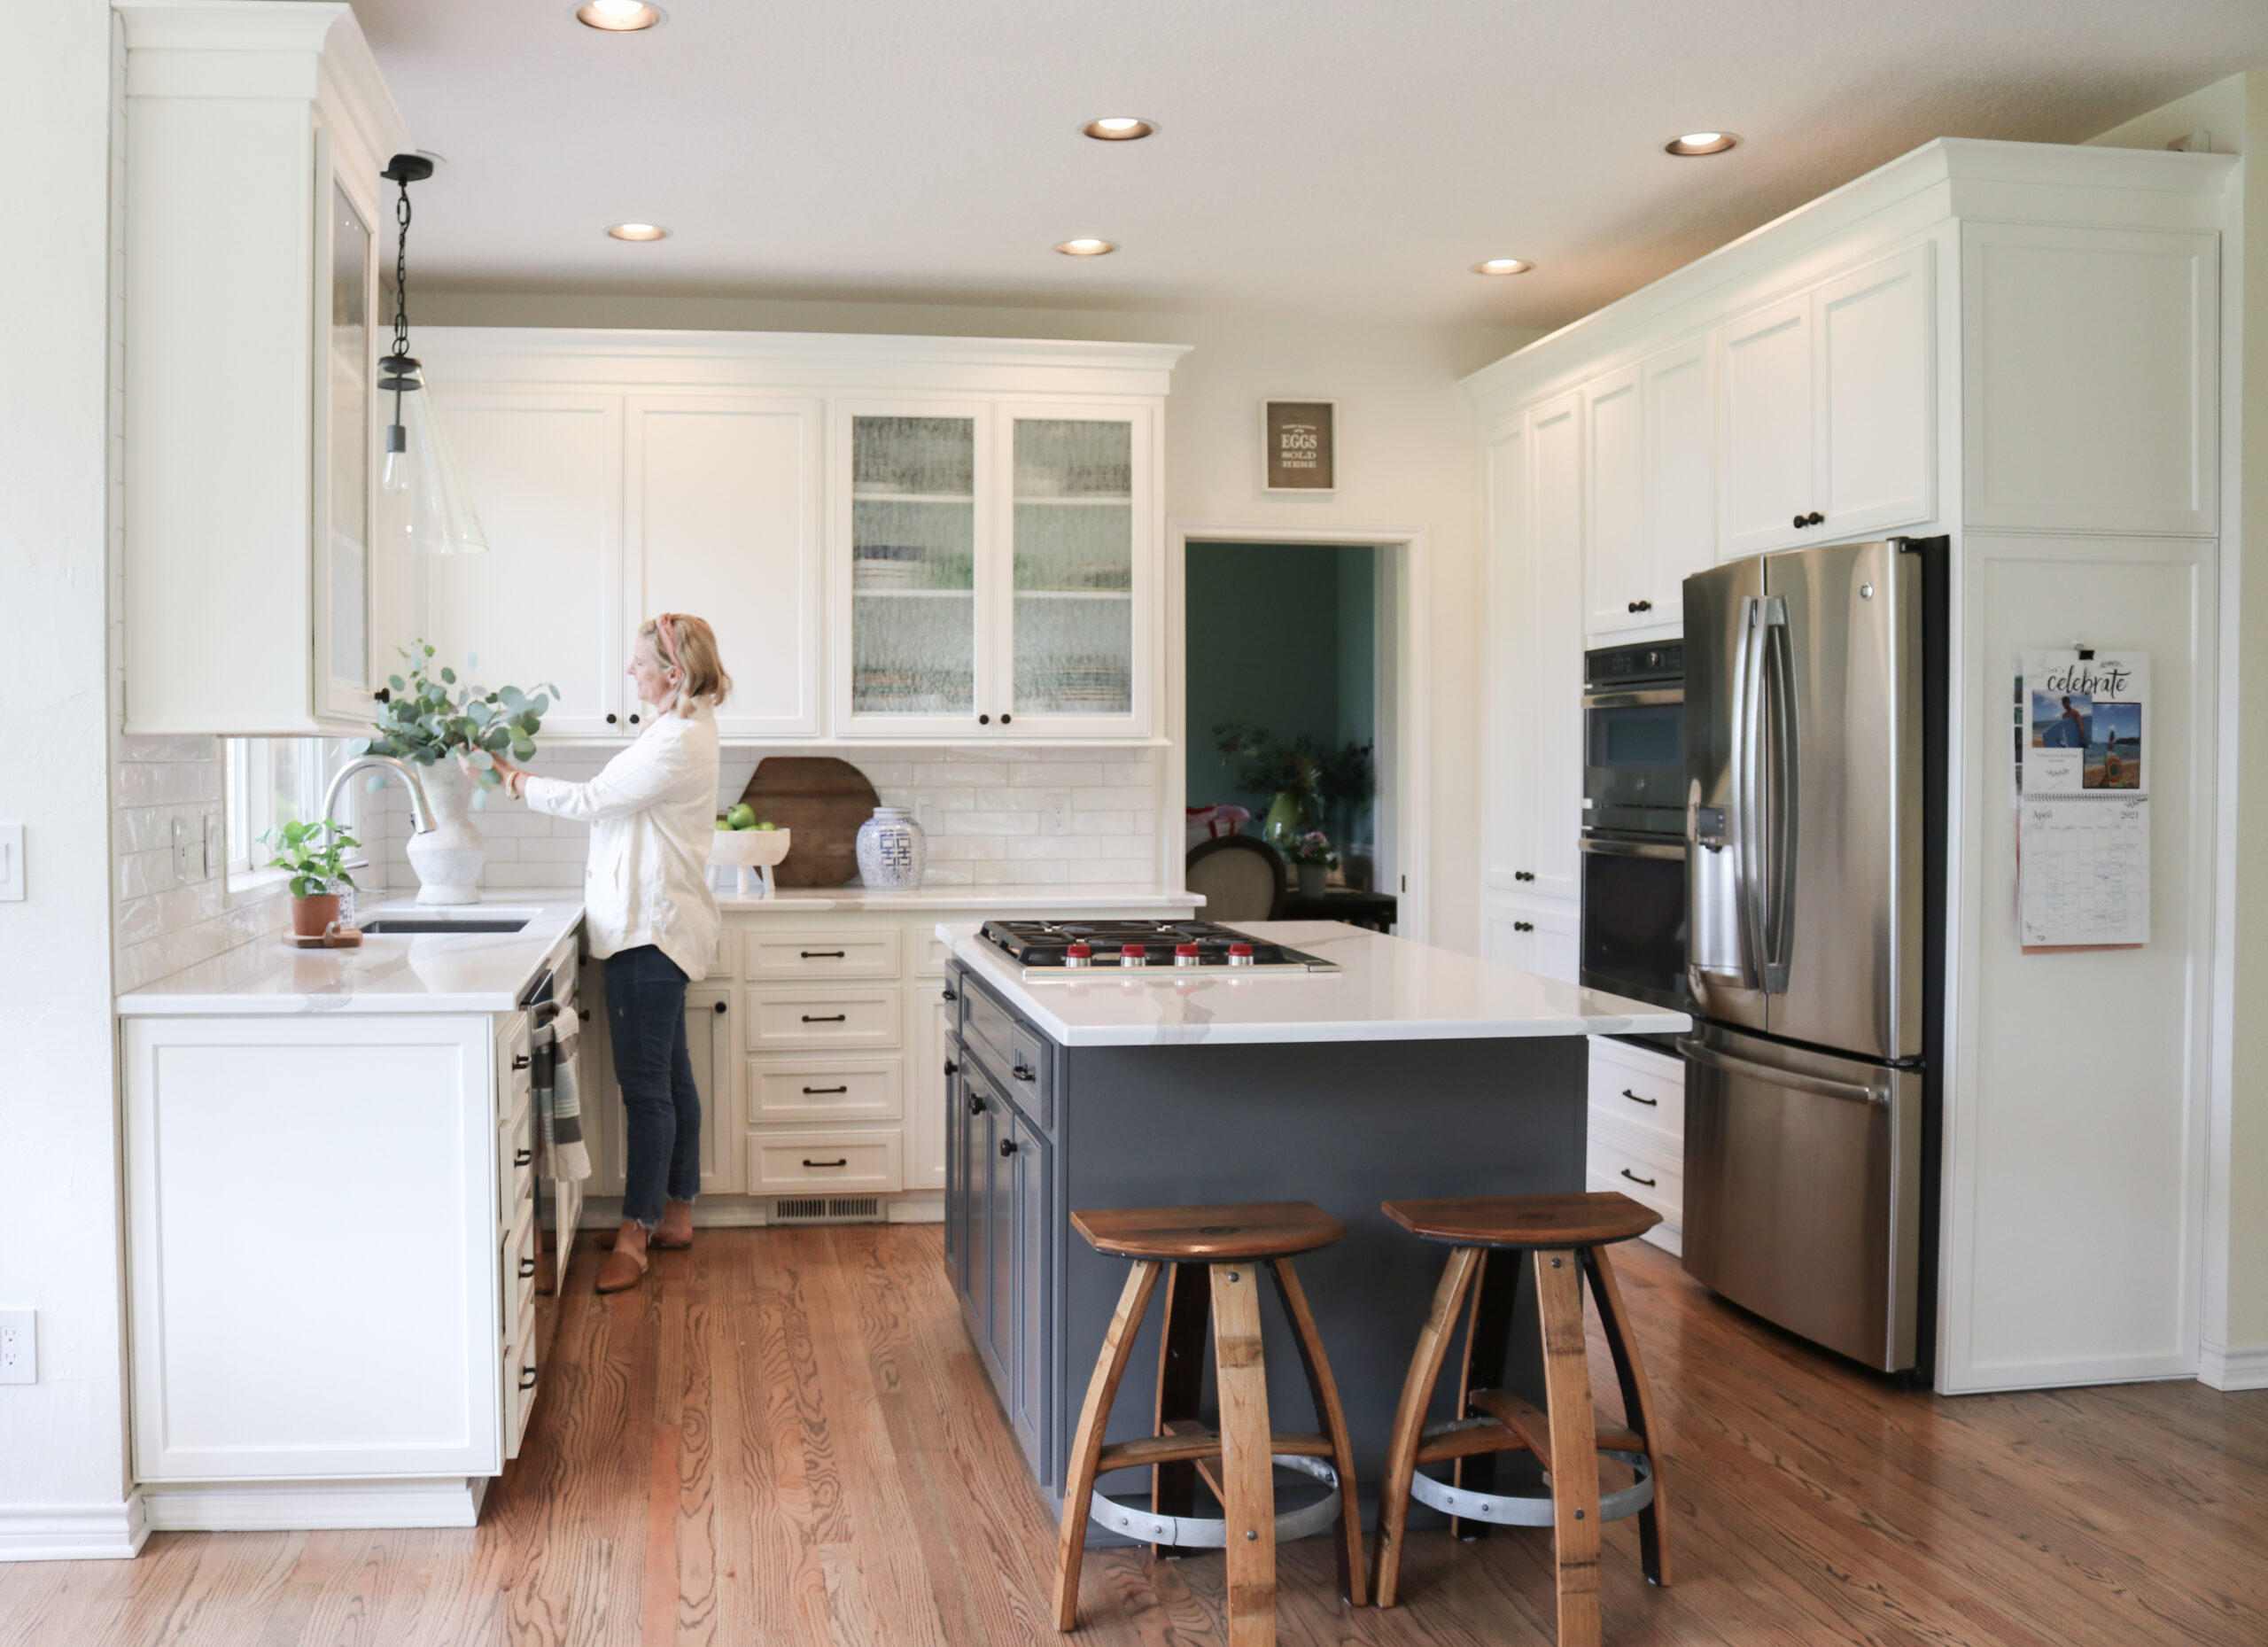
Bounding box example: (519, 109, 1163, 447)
(937, 921, 1692, 1046)
(714, 884, 1200, 913)
(117, 897, 587, 1016)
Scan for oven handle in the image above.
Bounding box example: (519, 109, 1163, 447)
(1579, 836, 1687, 861)
(1581, 688, 1684, 711)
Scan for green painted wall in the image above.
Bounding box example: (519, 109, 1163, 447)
(1184, 541, 1375, 850)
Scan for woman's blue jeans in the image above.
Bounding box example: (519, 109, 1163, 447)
(603, 945, 700, 1228)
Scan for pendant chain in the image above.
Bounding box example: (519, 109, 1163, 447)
(389, 178, 414, 363)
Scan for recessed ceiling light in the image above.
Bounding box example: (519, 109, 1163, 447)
(1055, 238, 1117, 257)
(1082, 117, 1157, 141)
(1665, 131, 1739, 156)
(576, 0, 663, 31)
(1472, 258, 1534, 276)
(606, 222, 668, 241)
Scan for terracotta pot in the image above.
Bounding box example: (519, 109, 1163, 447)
(291, 893, 341, 938)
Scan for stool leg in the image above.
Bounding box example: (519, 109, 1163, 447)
(1054, 1260, 1161, 1633)
(1582, 1244, 1673, 1587)
(1210, 1261, 1276, 1647)
(1371, 1243, 1481, 1609)
(1151, 1262, 1211, 1562)
(1266, 1256, 1366, 1607)
(1534, 1248, 1603, 1647)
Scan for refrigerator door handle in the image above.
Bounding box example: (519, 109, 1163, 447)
(1731, 596, 1783, 993)
(1758, 597, 1797, 993)
(1679, 1037, 1887, 1106)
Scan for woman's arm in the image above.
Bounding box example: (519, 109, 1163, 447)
(503, 734, 691, 825)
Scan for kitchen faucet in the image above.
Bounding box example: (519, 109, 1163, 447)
(322, 754, 438, 835)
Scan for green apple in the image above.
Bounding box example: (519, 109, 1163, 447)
(725, 803, 757, 830)
(755, 820, 778, 831)
(713, 817, 732, 831)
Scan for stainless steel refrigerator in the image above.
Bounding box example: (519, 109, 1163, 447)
(1680, 535, 1946, 1374)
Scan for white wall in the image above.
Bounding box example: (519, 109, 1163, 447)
(0, 0, 141, 1558)
(2091, 71, 2268, 1389)
(416, 291, 1537, 952)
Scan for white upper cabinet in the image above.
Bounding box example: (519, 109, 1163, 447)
(120, 4, 410, 734)
(1720, 245, 1935, 559)
(835, 399, 1158, 739)
(1525, 392, 1587, 905)
(1586, 334, 1718, 636)
(630, 397, 824, 739)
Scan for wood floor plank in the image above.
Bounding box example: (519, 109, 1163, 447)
(12, 1228, 2264, 1647)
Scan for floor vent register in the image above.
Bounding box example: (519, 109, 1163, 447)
(773, 1196, 882, 1224)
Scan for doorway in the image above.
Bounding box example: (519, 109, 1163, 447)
(1166, 521, 1430, 939)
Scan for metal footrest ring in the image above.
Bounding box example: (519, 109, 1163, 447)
(1086, 1453, 1342, 1548)
(1407, 1426, 1654, 1529)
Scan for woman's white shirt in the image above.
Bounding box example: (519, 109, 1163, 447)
(520, 705, 720, 983)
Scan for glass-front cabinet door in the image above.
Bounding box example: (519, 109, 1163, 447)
(1002, 406, 1151, 736)
(314, 156, 377, 723)
(838, 401, 994, 736)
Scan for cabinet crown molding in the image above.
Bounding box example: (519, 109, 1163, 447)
(1464, 136, 2233, 421)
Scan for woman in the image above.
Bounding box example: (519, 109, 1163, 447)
(485, 613, 729, 1294)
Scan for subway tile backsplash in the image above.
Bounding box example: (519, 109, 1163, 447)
(113, 734, 291, 994)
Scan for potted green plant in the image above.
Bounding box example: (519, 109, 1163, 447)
(358, 641, 557, 905)
(1213, 721, 1376, 854)
(260, 819, 359, 937)
(1285, 829, 1337, 897)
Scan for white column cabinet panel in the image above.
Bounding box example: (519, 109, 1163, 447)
(1718, 292, 1815, 558)
(1480, 418, 1534, 894)
(1813, 245, 1935, 541)
(1961, 222, 2218, 535)
(1638, 334, 1718, 627)
(1582, 368, 1645, 634)
(1526, 392, 1587, 904)
(628, 397, 823, 738)
(426, 393, 625, 737)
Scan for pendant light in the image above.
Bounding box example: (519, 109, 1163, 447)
(377, 153, 487, 555)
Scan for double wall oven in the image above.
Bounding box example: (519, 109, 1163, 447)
(1581, 642, 1689, 1030)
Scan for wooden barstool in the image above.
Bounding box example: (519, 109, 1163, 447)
(1055, 1200, 1366, 1646)
(1371, 1192, 1672, 1647)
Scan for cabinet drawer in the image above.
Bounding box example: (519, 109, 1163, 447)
(745, 929, 902, 983)
(498, 1103, 536, 1224)
(746, 1130, 904, 1193)
(747, 987, 902, 1051)
(963, 979, 1017, 1077)
(1587, 1115, 1683, 1228)
(1588, 1044, 1685, 1150)
(504, 1294, 539, 1461)
(504, 1196, 538, 1329)
(748, 1057, 905, 1123)
(500, 1016, 533, 1114)
(707, 928, 735, 980)
(1006, 1025, 1053, 1129)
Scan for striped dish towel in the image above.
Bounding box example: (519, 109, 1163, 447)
(535, 1016, 593, 1182)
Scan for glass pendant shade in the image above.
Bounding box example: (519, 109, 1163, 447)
(393, 371, 487, 555)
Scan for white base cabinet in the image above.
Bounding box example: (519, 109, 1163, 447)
(124, 1013, 522, 1489)
(1587, 1038, 1685, 1256)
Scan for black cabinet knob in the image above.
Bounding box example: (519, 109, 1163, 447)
(1806, 510, 1823, 525)
(999, 712, 1012, 725)
(605, 712, 617, 725)
(1792, 513, 1807, 530)
(712, 999, 726, 1014)
(1513, 921, 1534, 933)
(1634, 599, 1652, 612)
(628, 713, 640, 725)
(978, 713, 990, 725)
(578, 1007, 590, 1022)
(998, 1138, 1017, 1157)
(968, 1094, 985, 1115)
(941, 986, 956, 1001)
(373, 686, 391, 703)
(1514, 870, 1534, 882)
(1012, 1064, 1035, 1083)
(944, 1060, 959, 1076)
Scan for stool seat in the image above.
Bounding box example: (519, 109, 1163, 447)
(1383, 1190, 1658, 1248)
(1071, 1200, 1346, 1261)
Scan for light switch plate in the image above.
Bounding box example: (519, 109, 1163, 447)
(0, 823, 21, 901)
(0, 1311, 34, 1383)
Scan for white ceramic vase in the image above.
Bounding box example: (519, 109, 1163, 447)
(855, 806, 926, 890)
(405, 759, 486, 905)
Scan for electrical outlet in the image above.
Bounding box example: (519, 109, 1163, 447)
(172, 817, 192, 883)
(0, 823, 22, 901)
(914, 796, 940, 834)
(0, 1311, 34, 1384)
(1042, 792, 1073, 836)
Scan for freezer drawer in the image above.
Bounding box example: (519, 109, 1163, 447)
(1681, 1023, 1920, 1371)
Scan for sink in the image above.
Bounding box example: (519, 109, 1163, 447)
(357, 917, 531, 935)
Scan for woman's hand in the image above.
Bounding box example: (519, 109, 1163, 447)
(462, 748, 529, 801)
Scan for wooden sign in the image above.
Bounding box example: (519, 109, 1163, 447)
(1262, 400, 1336, 492)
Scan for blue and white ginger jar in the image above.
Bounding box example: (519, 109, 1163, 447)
(855, 805, 926, 890)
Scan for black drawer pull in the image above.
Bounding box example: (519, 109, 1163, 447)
(1619, 1168, 1658, 1188)
(1012, 1063, 1036, 1083)
(800, 950, 846, 959)
(1513, 921, 1534, 933)
(803, 1157, 849, 1169)
(514, 1147, 533, 1168)
(998, 1138, 1017, 1157)
(968, 1094, 985, 1115)
(511, 1053, 532, 1070)
(713, 999, 726, 1014)
(944, 1060, 959, 1076)
(1633, 598, 1652, 612)
(518, 1256, 537, 1278)
(1806, 510, 1823, 526)
(1621, 1088, 1659, 1107)
(518, 1364, 539, 1390)
(802, 1084, 849, 1095)
(800, 1014, 847, 1023)
(942, 986, 957, 1001)
(579, 1007, 590, 1022)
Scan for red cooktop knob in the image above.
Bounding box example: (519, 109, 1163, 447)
(1174, 943, 1201, 966)
(1228, 943, 1255, 966)
(1119, 944, 1146, 957)
(1066, 943, 1091, 957)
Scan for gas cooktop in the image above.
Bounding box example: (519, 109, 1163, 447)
(978, 919, 1340, 979)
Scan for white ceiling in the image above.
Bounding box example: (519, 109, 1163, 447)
(354, 0, 2268, 330)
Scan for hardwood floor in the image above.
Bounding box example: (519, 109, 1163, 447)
(5, 1226, 2263, 1646)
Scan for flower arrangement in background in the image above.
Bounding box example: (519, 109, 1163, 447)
(358, 641, 557, 810)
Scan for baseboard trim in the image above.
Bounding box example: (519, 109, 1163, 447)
(0, 1495, 149, 1562)
(2199, 1340, 2268, 1391)
(887, 1192, 944, 1224)
(142, 1476, 487, 1532)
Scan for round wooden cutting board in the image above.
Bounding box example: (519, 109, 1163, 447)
(733, 757, 882, 887)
